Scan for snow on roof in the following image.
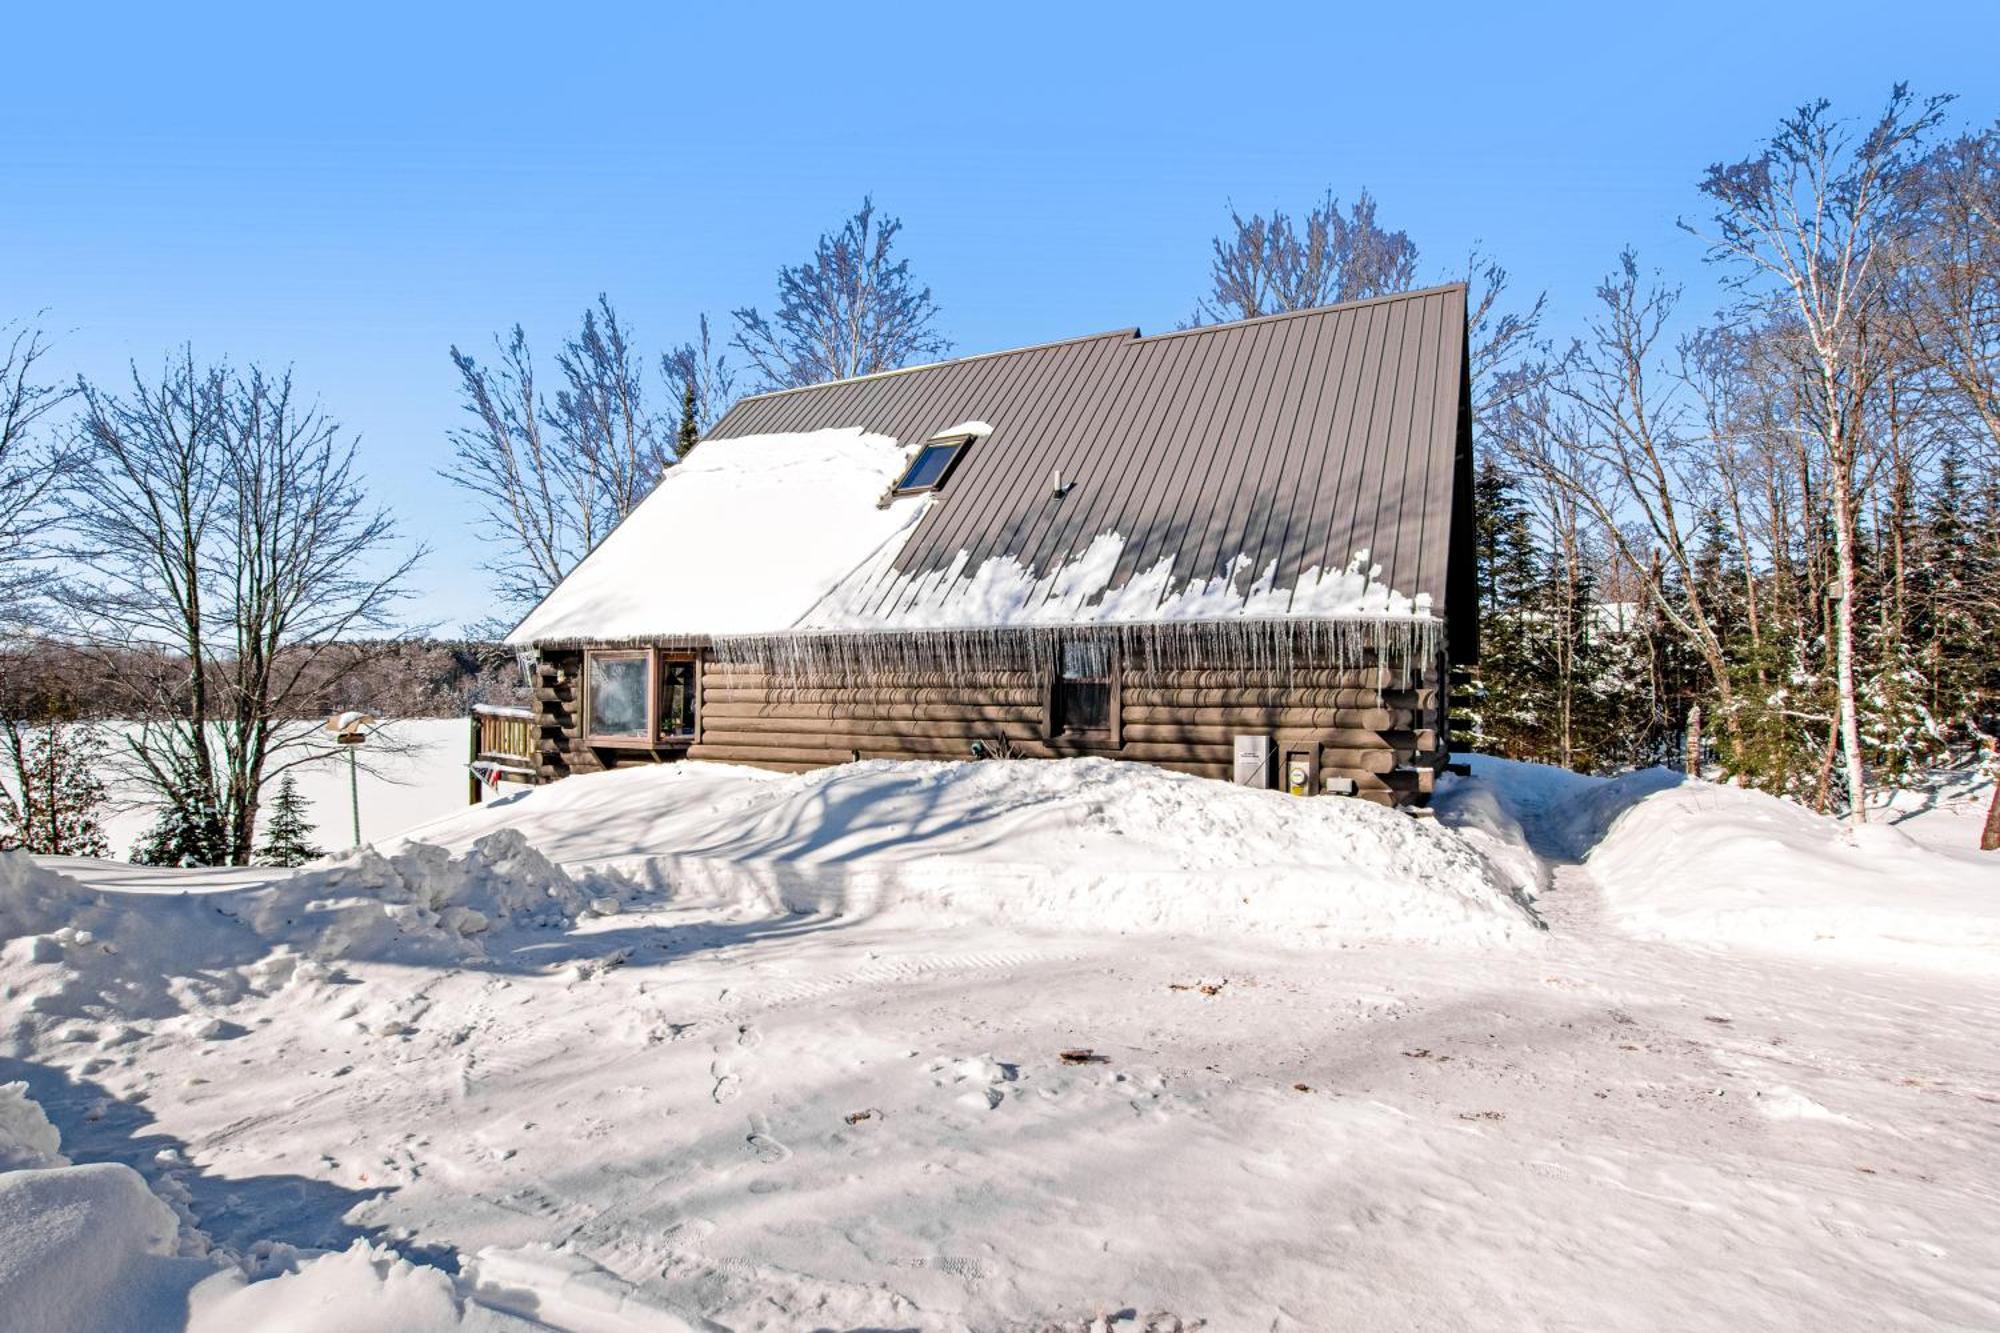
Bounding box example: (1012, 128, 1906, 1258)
(505, 428, 929, 646)
(804, 535, 1431, 630)
(507, 424, 1434, 650)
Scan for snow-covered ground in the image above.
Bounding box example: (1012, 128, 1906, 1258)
(94, 718, 493, 858)
(2, 757, 1996, 1330)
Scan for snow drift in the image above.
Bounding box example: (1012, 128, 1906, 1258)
(0, 833, 620, 1030)
(400, 758, 1539, 946)
(1440, 756, 2000, 970)
(1570, 770, 2000, 969)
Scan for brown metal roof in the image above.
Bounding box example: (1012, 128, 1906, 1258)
(708, 284, 1476, 658)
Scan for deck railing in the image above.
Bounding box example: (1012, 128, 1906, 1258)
(468, 703, 538, 802)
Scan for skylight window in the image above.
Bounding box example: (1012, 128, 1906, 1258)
(892, 436, 970, 494)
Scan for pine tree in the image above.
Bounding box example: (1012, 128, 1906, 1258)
(256, 774, 323, 867)
(1460, 453, 1548, 757)
(0, 720, 112, 858)
(130, 752, 228, 867)
(676, 376, 700, 461)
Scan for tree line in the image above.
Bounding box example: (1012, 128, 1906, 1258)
(2, 88, 1995, 862)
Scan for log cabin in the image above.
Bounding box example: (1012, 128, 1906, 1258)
(499, 283, 1477, 807)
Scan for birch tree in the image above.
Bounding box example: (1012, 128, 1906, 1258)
(732, 198, 949, 389)
(1199, 191, 1420, 322)
(446, 297, 688, 616)
(1689, 86, 1950, 824)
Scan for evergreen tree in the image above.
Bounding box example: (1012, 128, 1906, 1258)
(256, 773, 322, 867)
(130, 752, 228, 867)
(0, 720, 112, 858)
(676, 376, 701, 460)
(1460, 453, 1547, 756)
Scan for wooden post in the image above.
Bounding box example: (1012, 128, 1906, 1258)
(468, 715, 481, 806)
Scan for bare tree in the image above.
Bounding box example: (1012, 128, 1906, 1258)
(0, 319, 76, 620)
(550, 296, 670, 523)
(1199, 190, 1420, 323)
(663, 312, 738, 447)
(445, 296, 674, 616)
(732, 198, 949, 389)
(60, 353, 423, 864)
(1510, 254, 1745, 755)
(1690, 87, 1950, 824)
(1895, 124, 2000, 466)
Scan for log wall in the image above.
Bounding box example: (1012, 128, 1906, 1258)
(532, 647, 1447, 807)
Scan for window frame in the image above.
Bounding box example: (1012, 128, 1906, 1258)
(890, 435, 972, 496)
(657, 652, 700, 746)
(583, 648, 656, 749)
(1043, 637, 1122, 748)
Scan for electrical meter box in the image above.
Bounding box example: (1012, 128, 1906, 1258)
(1233, 734, 1273, 788)
(1284, 751, 1314, 797)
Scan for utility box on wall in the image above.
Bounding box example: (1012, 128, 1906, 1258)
(1233, 734, 1273, 788)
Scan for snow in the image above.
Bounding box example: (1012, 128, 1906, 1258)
(807, 535, 1433, 630)
(392, 758, 1535, 946)
(3, 755, 1998, 1328)
(93, 718, 500, 859)
(1450, 759, 2000, 971)
(505, 427, 928, 645)
(502, 424, 1431, 647)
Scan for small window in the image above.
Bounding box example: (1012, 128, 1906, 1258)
(892, 438, 969, 494)
(1053, 639, 1114, 736)
(659, 656, 697, 741)
(585, 651, 652, 742)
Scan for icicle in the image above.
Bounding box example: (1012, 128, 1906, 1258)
(710, 614, 1441, 690)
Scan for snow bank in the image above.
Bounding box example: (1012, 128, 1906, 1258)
(0, 1076, 535, 1333)
(0, 834, 619, 1028)
(1572, 772, 2000, 969)
(1441, 757, 2000, 970)
(0, 1157, 200, 1333)
(400, 758, 1537, 947)
(189, 1241, 538, 1331)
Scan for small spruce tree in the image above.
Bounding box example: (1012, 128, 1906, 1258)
(256, 773, 322, 867)
(130, 752, 229, 867)
(676, 375, 701, 461)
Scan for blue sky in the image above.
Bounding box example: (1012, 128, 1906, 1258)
(4, 2, 1991, 631)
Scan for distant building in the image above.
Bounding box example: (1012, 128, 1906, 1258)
(503, 284, 1476, 805)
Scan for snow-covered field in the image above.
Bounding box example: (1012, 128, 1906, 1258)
(94, 718, 492, 858)
(3, 756, 1997, 1330)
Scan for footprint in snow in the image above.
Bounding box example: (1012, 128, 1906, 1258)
(710, 1059, 741, 1104)
(745, 1113, 791, 1163)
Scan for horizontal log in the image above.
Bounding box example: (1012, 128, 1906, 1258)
(699, 718, 1045, 744)
(1120, 706, 1406, 731)
(1121, 722, 1417, 751)
(699, 702, 1044, 725)
(1123, 687, 1390, 710)
(702, 687, 1045, 707)
(704, 665, 1041, 687)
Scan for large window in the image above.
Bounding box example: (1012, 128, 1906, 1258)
(585, 651, 652, 741)
(1052, 639, 1115, 738)
(892, 437, 970, 495)
(585, 649, 700, 747)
